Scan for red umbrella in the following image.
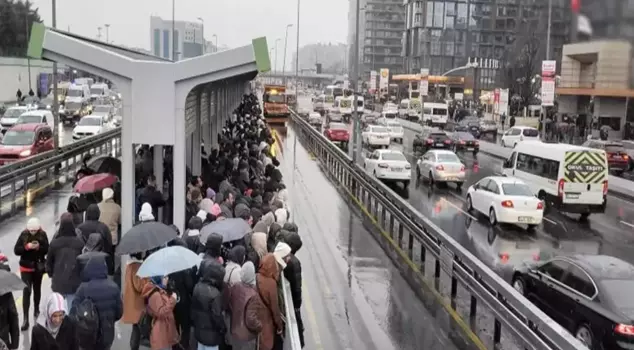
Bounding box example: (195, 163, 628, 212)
(74, 173, 117, 194)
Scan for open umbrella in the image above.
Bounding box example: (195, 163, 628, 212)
(74, 173, 117, 194)
(116, 221, 177, 255)
(0, 269, 26, 295)
(199, 218, 251, 244)
(86, 155, 121, 177)
(136, 246, 202, 278)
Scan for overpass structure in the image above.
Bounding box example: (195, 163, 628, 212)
(259, 71, 336, 87)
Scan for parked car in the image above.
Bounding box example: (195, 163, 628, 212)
(512, 255, 634, 350)
(412, 129, 452, 153)
(582, 139, 629, 176)
(0, 124, 54, 165)
(416, 149, 465, 189)
(450, 131, 479, 155)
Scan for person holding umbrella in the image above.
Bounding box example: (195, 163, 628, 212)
(121, 252, 148, 350)
(0, 253, 20, 349)
(141, 275, 179, 350)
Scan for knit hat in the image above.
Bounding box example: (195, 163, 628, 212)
(26, 217, 40, 231)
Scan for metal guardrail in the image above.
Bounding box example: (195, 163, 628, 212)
(0, 127, 122, 176)
(289, 110, 587, 350)
(282, 279, 302, 350)
(0, 128, 122, 219)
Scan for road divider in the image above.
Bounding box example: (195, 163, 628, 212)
(290, 109, 587, 350)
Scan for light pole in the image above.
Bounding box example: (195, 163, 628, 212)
(282, 24, 293, 84)
(349, 0, 361, 161)
(51, 0, 60, 152)
(97, 26, 102, 40)
(546, 0, 552, 60)
(171, 0, 176, 61)
(24, 11, 32, 91)
(212, 34, 218, 53)
(104, 23, 110, 43)
(197, 17, 204, 54)
(293, 0, 300, 175)
(274, 38, 281, 74)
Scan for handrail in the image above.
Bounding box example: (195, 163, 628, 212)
(282, 279, 302, 350)
(0, 127, 122, 176)
(289, 109, 587, 350)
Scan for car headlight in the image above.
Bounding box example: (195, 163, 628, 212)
(19, 149, 31, 157)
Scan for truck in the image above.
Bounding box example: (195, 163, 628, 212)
(262, 85, 289, 126)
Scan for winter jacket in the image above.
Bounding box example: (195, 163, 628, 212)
(30, 316, 78, 350)
(98, 198, 121, 246)
(226, 282, 263, 343)
(201, 233, 224, 263)
(121, 261, 147, 324)
(76, 204, 113, 256)
(282, 232, 303, 309)
(142, 283, 179, 350)
(256, 254, 284, 350)
(13, 229, 49, 272)
(46, 218, 84, 295)
(76, 233, 112, 275)
(71, 258, 123, 349)
(191, 259, 227, 346)
(0, 265, 18, 350)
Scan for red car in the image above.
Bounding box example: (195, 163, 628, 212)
(324, 122, 350, 147)
(583, 139, 629, 176)
(0, 123, 54, 165)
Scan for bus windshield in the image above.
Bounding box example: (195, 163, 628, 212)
(265, 94, 286, 103)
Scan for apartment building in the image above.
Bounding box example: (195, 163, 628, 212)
(150, 16, 205, 61)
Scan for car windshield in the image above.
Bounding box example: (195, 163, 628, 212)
(456, 132, 475, 140)
(67, 89, 83, 97)
(329, 123, 346, 130)
(381, 152, 407, 161)
(94, 106, 110, 113)
(601, 279, 634, 309)
(17, 115, 42, 124)
(372, 127, 388, 133)
(437, 153, 460, 162)
(78, 117, 101, 126)
(3, 108, 26, 118)
(501, 183, 534, 196)
(388, 122, 401, 128)
(90, 87, 104, 95)
(522, 128, 539, 137)
(2, 130, 35, 146)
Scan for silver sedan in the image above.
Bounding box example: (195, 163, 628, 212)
(416, 150, 466, 189)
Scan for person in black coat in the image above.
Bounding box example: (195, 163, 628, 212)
(30, 292, 78, 350)
(191, 259, 226, 348)
(136, 174, 166, 220)
(0, 258, 19, 350)
(76, 204, 113, 270)
(13, 217, 49, 331)
(46, 214, 84, 310)
(166, 238, 195, 350)
(71, 257, 122, 350)
(280, 231, 305, 347)
(76, 233, 112, 275)
(184, 216, 204, 254)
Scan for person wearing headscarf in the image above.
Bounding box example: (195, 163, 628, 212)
(247, 232, 267, 273)
(273, 208, 288, 226)
(226, 261, 263, 350)
(224, 246, 246, 287)
(46, 214, 84, 308)
(30, 293, 78, 350)
(142, 275, 179, 350)
(138, 202, 155, 223)
(122, 252, 148, 350)
(256, 254, 284, 350)
(98, 187, 121, 247)
(13, 217, 49, 331)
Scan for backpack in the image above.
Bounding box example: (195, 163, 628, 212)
(72, 298, 100, 347)
(137, 288, 159, 347)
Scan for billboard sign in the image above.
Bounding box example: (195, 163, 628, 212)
(370, 70, 377, 91)
(379, 68, 389, 90)
(420, 68, 429, 96)
(541, 60, 556, 106)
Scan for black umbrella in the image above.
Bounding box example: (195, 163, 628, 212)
(116, 221, 178, 255)
(199, 218, 251, 244)
(0, 269, 26, 295)
(86, 155, 121, 178)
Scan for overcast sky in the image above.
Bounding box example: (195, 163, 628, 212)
(31, 0, 348, 67)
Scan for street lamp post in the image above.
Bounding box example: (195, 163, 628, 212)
(104, 23, 110, 43)
(171, 0, 176, 61)
(24, 11, 32, 92)
(274, 39, 281, 74)
(197, 17, 205, 54)
(51, 0, 60, 152)
(212, 34, 218, 53)
(282, 24, 293, 84)
(294, 0, 300, 172)
(349, 0, 361, 161)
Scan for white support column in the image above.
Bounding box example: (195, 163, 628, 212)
(153, 145, 164, 222)
(192, 90, 202, 176)
(173, 121, 186, 234)
(211, 88, 219, 147)
(118, 83, 135, 236)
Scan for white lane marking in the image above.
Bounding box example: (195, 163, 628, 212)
(440, 197, 478, 220)
(447, 191, 466, 203)
(621, 220, 634, 229)
(493, 172, 502, 175)
(542, 217, 557, 225)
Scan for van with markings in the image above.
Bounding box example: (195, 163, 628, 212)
(501, 142, 608, 219)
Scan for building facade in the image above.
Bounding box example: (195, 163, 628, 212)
(348, 0, 406, 78)
(402, 0, 570, 77)
(150, 16, 206, 61)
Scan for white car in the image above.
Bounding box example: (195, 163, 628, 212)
(500, 126, 540, 148)
(15, 110, 55, 131)
(364, 149, 411, 186)
(73, 115, 109, 140)
(0, 106, 30, 133)
(466, 176, 544, 230)
(384, 120, 404, 143)
(361, 125, 391, 148)
(416, 150, 466, 189)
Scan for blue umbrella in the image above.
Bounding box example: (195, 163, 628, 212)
(136, 246, 202, 278)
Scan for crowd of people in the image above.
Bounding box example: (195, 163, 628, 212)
(0, 93, 306, 350)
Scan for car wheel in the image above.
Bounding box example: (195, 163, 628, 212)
(527, 224, 537, 232)
(512, 277, 525, 295)
(575, 324, 594, 349)
(513, 142, 517, 148)
(489, 207, 497, 225)
(403, 180, 410, 188)
(456, 182, 463, 191)
(428, 171, 435, 186)
(466, 195, 473, 211)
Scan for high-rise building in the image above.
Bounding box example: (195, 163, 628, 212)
(580, 0, 634, 43)
(348, 0, 406, 78)
(150, 16, 207, 61)
(402, 0, 570, 77)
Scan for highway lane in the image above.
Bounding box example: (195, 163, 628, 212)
(278, 125, 461, 350)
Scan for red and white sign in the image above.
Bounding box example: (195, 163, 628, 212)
(420, 68, 429, 96)
(541, 60, 557, 107)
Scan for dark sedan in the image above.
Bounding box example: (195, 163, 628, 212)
(512, 255, 634, 350)
(412, 129, 453, 153)
(450, 132, 479, 155)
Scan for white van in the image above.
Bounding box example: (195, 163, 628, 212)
(398, 98, 421, 121)
(353, 95, 364, 114)
(423, 102, 449, 126)
(15, 110, 55, 131)
(90, 83, 110, 100)
(65, 84, 90, 105)
(501, 142, 608, 218)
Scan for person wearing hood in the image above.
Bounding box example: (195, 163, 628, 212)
(273, 208, 288, 227)
(98, 188, 121, 247)
(247, 232, 267, 273)
(0, 257, 19, 350)
(138, 202, 155, 223)
(282, 222, 298, 234)
(76, 233, 112, 275)
(46, 214, 84, 309)
(13, 217, 49, 331)
(71, 258, 122, 350)
(280, 232, 305, 347)
(191, 259, 227, 350)
(224, 246, 246, 287)
(77, 204, 113, 256)
(30, 293, 78, 350)
(141, 274, 179, 350)
(201, 233, 224, 265)
(256, 254, 284, 350)
(226, 261, 263, 350)
(184, 216, 204, 253)
(122, 252, 148, 350)
(136, 174, 166, 220)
